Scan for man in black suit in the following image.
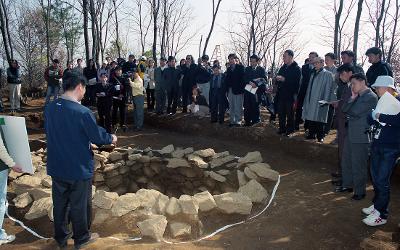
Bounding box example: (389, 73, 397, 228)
(243, 54, 267, 126)
(210, 65, 228, 124)
(295, 52, 318, 131)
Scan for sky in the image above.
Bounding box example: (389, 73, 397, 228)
(176, 0, 334, 65)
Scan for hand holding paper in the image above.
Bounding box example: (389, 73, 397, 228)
(374, 92, 400, 115)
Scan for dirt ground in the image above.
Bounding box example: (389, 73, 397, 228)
(1, 99, 400, 249)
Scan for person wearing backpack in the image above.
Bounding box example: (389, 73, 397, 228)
(365, 47, 393, 88)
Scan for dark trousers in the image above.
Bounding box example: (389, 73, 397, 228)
(167, 87, 179, 114)
(52, 177, 92, 247)
(371, 145, 400, 219)
(84, 85, 97, 106)
(295, 84, 307, 129)
(112, 99, 126, 127)
(307, 120, 326, 140)
(181, 86, 192, 112)
(97, 103, 112, 133)
(155, 88, 166, 114)
(278, 99, 295, 133)
(210, 89, 227, 123)
(146, 88, 155, 110)
(243, 92, 260, 126)
(324, 106, 335, 135)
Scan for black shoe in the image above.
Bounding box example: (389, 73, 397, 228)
(351, 194, 366, 201)
(335, 186, 353, 193)
(74, 233, 99, 249)
(317, 138, 324, 143)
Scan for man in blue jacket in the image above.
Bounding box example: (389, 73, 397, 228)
(362, 75, 400, 226)
(45, 71, 117, 249)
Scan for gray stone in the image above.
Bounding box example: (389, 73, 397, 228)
(92, 190, 119, 209)
(165, 197, 181, 216)
(13, 192, 33, 208)
(208, 171, 227, 182)
(41, 176, 52, 188)
(210, 155, 236, 168)
(193, 148, 215, 158)
(27, 188, 52, 200)
(94, 173, 105, 182)
(187, 154, 208, 169)
(93, 208, 112, 226)
(136, 189, 162, 209)
(171, 149, 185, 158)
(249, 166, 279, 181)
(138, 155, 151, 163)
(238, 179, 269, 203)
(12, 175, 42, 192)
(137, 215, 168, 242)
(160, 144, 174, 155)
(237, 170, 248, 187)
(167, 158, 190, 168)
(108, 152, 123, 162)
(111, 193, 141, 217)
(212, 151, 230, 159)
(213, 192, 253, 215)
(25, 197, 53, 220)
(178, 195, 199, 215)
(238, 151, 263, 163)
(216, 169, 230, 176)
(128, 154, 142, 161)
(169, 222, 191, 238)
(193, 191, 217, 212)
(154, 194, 170, 215)
(244, 167, 259, 180)
(183, 147, 194, 155)
(105, 175, 124, 188)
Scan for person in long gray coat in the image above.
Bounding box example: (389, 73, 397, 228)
(335, 73, 378, 200)
(302, 57, 336, 142)
(154, 57, 168, 115)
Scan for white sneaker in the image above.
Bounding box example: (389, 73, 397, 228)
(363, 211, 387, 227)
(0, 235, 16, 245)
(362, 204, 375, 215)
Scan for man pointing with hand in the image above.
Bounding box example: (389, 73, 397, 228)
(45, 71, 117, 249)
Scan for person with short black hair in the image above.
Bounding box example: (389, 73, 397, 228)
(336, 72, 378, 200)
(295, 51, 319, 131)
(210, 65, 228, 124)
(323, 52, 337, 136)
(44, 59, 64, 106)
(83, 59, 98, 106)
(45, 72, 116, 249)
(340, 50, 364, 74)
(155, 57, 168, 115)
(181, 55, 199, 113)
(276, 50, 301, 135)
(196, 54, 213, 104)
(122, 54, 137, 74)
(365, 47, 393, 87)
(110, 66, 128, 131)
(243, 54, 267, 126)
(7, 60, 21, 113)
(164, 56, 182, 115)
(129, 70, 146, 130)
(75, 58, 84, 75)
(96, 73, 113, 133)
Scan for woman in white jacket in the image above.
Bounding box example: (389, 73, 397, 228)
(0, 132, 22, 245)
(144, 59, 156, 111)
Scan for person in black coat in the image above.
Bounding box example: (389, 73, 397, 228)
(96, 73, 114, 133)
(110, 66, 127, 131)
(295, 52, 318, 130)
(164, 56, 182, 115)
(181, 55, 198, 113)
(243, 54, 267, 126)
(83, 59, 98, 106)
(365, 47, 393, 87)
(225, 53, 246, 127)
(276, 49, 301, 135)
(210, 65, 228, 124)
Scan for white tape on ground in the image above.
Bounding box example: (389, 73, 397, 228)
(5, 175, 281, 245)
(5, 201, 51, 240)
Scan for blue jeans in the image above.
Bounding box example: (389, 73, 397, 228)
(0, 169, 8, 239)
(45, 85, 60, 105)
(228, 89, 243, 125)
(133, 95, 145, 129)
(370, 145, 400, 219)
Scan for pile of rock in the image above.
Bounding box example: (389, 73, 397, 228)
(9, 145, 279, 241)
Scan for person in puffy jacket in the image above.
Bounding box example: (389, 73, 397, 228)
(7, 60, 21, 113)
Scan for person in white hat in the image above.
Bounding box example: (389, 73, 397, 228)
(362, 75, 400, 226)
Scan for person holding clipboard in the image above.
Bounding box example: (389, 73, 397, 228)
(0, 123, 22, 245)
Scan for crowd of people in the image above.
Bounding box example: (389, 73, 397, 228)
(0, 45, 398, 248)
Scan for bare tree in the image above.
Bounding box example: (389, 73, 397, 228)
(334, 0, 344, 58)
(202, 0, 223, 56)
(353, 0, 364, 62)
(82, 0, 90, 62)
(387, 0, 399, 63)
(0, 0, 13, 64)
(148, 0, 161, 61)
(128, 0, 153, 55)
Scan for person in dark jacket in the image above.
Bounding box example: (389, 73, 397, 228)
(110, 66, 127, 131)
(45, 72, 116, 249)
(295, 52, 318, 130)
(336, 73, 378, 200)
(181, 55, 198, 113)
(164, 56, 182, 115)
(340, 50, 365, 75)
(96, 73, 113, 133)
(210, 65, 228, 124)
(7, 60, 22, 113)
(154, 57, 168, 115)
(365, 47, 393, 88)
(63, 61, 75, 76)
(44, 59, 64, 106)
(362, 75, 400, 226)
(122, 54, 137, 74)
(244, 54, 267, 126)
(196, 55, 213, 104)
(276, 50, 301, 135)
(83, 59, 98, 106)
(226, 53, 246, 127)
